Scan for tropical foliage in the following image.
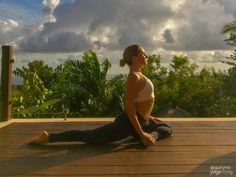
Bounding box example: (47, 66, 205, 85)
(12, 50, 126, 117)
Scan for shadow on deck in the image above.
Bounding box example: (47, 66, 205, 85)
(0, 118, 236, 177)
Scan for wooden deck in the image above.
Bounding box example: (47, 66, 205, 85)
(0, 119, 236, 177)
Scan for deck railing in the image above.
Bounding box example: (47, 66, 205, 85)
(0, 46, 13, 122)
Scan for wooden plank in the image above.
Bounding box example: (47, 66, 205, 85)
(0, 175, 225, 177)
(3, 121, 236, 130)
(0, 143, 235, 152)
(8, 117, 236, 122)
(0, 164, 235, 175)
(0, 175, 227, 177)
(0, 152, 236, 165)
(0, 146, 235, 157)
(1, 138, 236, 146)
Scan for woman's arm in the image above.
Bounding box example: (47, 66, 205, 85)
(125, 73, 143, 135)
(149, 115, 162, 124)
(125, 73, 155, 145)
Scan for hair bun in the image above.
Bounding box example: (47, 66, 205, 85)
(119, 58, 126, 67)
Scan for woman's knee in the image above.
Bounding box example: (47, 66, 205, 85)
(157, 126, 172, 139)
(161, 122, 172, 128)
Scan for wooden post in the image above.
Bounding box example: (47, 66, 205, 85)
(1, 46, 13, 122)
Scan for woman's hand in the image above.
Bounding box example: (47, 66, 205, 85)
(149, 116, 162, 124)
(140, 132, 156, 146)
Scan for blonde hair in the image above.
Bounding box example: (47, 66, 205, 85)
(120, 44, 141, 67)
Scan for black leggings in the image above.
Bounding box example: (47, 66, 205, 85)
(49, 112, 172, 144)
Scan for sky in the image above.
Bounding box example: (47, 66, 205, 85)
(0, 0, 236, 82)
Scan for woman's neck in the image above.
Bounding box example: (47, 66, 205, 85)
(130, 65, 141, 73)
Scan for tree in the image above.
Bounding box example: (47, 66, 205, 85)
(12, 50, 127, 117)
(221, 20, 236, 74)
(222, 21, 236, 46)
(160, 55, 198, 114)
(12, 61, 54, 116)
(222, 21, 236, 33)
(221, 20, 236, 68)
(51, 50, 125, 117)
(218, 20, 236, 116)
(142, 54, 224, 117)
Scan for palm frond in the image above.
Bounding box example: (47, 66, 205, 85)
(222, 21, 236, 34)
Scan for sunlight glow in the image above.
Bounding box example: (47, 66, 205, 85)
(162, 0, 186, 12)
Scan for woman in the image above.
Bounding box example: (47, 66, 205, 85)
(28, 44, 172, 146)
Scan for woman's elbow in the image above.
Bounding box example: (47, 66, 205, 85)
(124, 102, 135, 114)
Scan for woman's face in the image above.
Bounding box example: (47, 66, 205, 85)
(134, 48, 148, 67)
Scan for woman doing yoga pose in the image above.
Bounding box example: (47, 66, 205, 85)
(28, 44, 172, 146)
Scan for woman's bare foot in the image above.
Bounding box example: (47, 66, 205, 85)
(27, 131, 49, 145)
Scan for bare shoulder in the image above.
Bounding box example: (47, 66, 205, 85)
(127, 72, 140, 83)
(125, 73, 140, 98)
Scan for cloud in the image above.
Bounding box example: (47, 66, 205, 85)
(0, 19, 18, 45)
(0, 0, 57, 48)
(20, 31, 93, 52)
(18, 0, 174, 52)
(0, 19, 18, 32)
(42, 0, 60, 23)
(1, 0, 236, 53)
(160, 0, 235, 51)
(0, 19, 36, 48)
(216, 0, 236, 17)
